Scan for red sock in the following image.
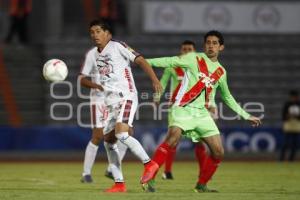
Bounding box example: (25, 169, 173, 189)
(152, 142, 171, 167)
(198, 155, 221, 185)
(164, 145, 177, 173)
(194, 143, 207, 176)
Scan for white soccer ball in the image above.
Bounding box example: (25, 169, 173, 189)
(43, 59, 68, 82)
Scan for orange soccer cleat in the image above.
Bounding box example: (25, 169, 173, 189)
(105, 182, 127, 193)
(140, 160, 159, 184)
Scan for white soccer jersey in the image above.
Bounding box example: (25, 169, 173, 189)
(80, 40, 139, 104)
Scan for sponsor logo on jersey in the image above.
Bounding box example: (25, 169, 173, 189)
(96, 54, 113, 76)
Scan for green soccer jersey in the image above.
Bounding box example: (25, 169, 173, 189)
(160, 68, 181, 95)
(159, 67, 183, 101)
(160, 67, 217, 108)
(147, 52, 250, 120)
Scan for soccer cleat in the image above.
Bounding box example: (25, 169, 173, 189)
(80, 175, 93, 183)
(104, 170, 114, 180)
(162, 172, 174, 180)
(140, 160, 159, 184)
(105, 182, 127, 193)
(142, 179, 156, 192)
(194, 183, 218, 193)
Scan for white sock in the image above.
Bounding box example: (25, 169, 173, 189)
(82, 141, 98, 176)
(116, 132, 150, 164)
(117, 139, 128, 161)
(107, 140, 128, 173)
(104, 142, 124, 182)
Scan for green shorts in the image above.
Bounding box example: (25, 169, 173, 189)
(168, 105, 220, 142)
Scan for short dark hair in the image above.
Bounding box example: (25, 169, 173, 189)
(181, 40, 196, 48)
(204, 30, 224, 45)
(89, 19, 112, 33)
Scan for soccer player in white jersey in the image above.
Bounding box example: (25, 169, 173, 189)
(79, 19, 162, 192)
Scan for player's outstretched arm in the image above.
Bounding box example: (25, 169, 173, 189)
(134, 56, 162, 94)
(78, 74, 103, 91)
(146, 52, 194, 69)
(219, 72, 261, 126)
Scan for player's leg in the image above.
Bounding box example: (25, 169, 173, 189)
(194, 106, 217, 181)
(153, 126, 182, 172)
(105, 127, 132, 179)
(113, 99, 159, 185)
(81, 128, 104, 183)
(195, 134, 223, 192)
(141, 126, 182, 192)
(153, 105, 188, 173)
(103, 130, 126, 192)
(81, 101, 105, 183)
(163, 144, 177, 180)
(187, 108, 222, 192)
(115, 122, 159, 191)
(162, 111, 179, 180)
(142, 106, 189, 191)
(194, 140, 208, 179)
(279, 133, 289, 161)
(289, 134, 298, 161)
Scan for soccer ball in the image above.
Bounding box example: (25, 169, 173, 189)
(43, 59, 68, 82)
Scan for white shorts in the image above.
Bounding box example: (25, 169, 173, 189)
(90, 98, 108, 129)
(104, 98, 138, 134)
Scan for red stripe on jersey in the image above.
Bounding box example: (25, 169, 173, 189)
(122, 100, 132, 124)
(171, 83, 182, 103)
(198, 56, 209, 76)
(170, 67, 185, 103)
(91, 104, 96, 126)
(174, 67, 184, 77)
(204, 65, 224, 108)
(197, 57, 210, 108)
(124, 68, 134, 92)
(178, 57, 224, 107)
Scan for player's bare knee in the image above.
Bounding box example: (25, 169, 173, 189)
(128, 127, 134, 136)
(115, 122, 129, 133)
(212, 147, 224, 160)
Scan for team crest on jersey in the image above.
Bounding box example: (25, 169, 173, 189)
(96, 54, 113, 76)
(199, 73, 215, 88)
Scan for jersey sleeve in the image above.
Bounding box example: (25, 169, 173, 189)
(80, 51, 93, 76)
(157, 68, 172, 101)
(147, 52, 195, 68)
(117, 42, 141, 62)
(218, 71, 251, 120)
(160, 68, 172, 93)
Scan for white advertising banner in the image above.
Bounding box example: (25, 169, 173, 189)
(143, 1, 300, 33)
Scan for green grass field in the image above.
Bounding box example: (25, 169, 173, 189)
(0, 161, 300, 200)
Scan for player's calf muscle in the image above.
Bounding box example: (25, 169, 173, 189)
(202, 135, 224, 159)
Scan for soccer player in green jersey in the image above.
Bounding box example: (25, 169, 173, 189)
(159, 40, 213, 180)
(141, 30, 261, 192)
